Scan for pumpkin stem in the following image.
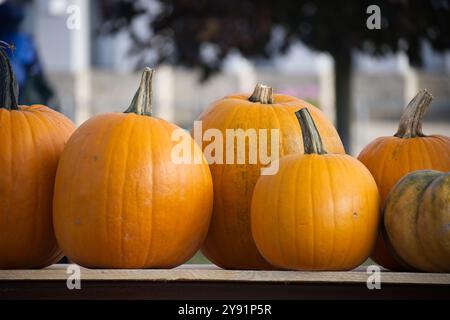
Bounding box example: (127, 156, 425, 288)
(124, 67, 154, 116)
(394, 90, 433, 138)
(0, 45, 19, 110)
(248, 84, 274, 104)
(295, 108, 327, 155)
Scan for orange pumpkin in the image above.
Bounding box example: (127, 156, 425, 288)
(53, 68, 213, 268)
(196, 84, 345, 269)
(0, 48, 75, 269)
(358, 90, 450, 270)
(383, 170, 450, 272)
(251, 109, 380, 270)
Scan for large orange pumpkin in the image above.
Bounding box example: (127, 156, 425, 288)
(53, 68, 213, 268)
(358, 90, 450, 270)
(384, 170, 450, 272)
(196, 84, 345, 269)
(251, 109, 380, 270)
(0, 48, 75, 269)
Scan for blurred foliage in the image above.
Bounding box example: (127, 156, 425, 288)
(99, 0, 450, 149)
(99, 0, 450, 77)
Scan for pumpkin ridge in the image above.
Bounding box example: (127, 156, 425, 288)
(53, 119, 88, 262)
(360, 156, 374, 266)
(161, 119, 182, 264)
(141, 117, 155, 266)
(119, 116, 136, 266)
(270, 105, 285, 156)
(324, 155, 337, 268)
(219, 105, 244, 262)
(417, 174, 450, 271)
(428, 138, 445, 168)
(18, 111, 40, 261)
(411, 177, 435, 261)
(275, 154, 290, 266)
(152, 118, 172, 264)
(417, 136, 433, 169)
(146, 117, 168, 265)
(223, 106, 268, 265)
(32, 111, 62, 262)
(288, 158, 300, 260)
(405, 138, 413, 180)
(418, 139, 440, 169)
(28, 109, 59, 157)
(309, 157, 316, 268)
(379, 139, 400, 199)
(104, 118, 125, 265)
(433, 136, 450, 168)
(337, 155, 356, 269)
(32, 106, 75, 139)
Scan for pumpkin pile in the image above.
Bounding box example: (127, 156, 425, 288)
(196, 84, 345, 269)
(0, 44, 449, 272)
(358, 90, 450, 270)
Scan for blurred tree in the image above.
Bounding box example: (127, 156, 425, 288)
(99, 0, 450, 151)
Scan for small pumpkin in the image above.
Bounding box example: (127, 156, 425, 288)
(53, 68, 213, 268)
(251, 109, 379, 270)
(384, 170, 450, 272)
(196, 84, 345, 269)
(358, 90, 450, 270)
(0, 48, 76, 269)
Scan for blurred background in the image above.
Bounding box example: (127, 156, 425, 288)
(1, 0, 449, 263)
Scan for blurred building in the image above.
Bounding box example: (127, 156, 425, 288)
(13, 0, 450, 154)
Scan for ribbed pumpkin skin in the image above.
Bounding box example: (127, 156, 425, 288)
(53, 113, 213, 268)
(198, 94, 345, 269)
(359, 135, 450, 202)
(0, 105, 75, 269)
(251, 153, 380, 270)
(384, 170, 450, 272)
(358, 135, 450, 270)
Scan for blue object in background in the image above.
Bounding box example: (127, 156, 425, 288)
(0, 1, 59, 109)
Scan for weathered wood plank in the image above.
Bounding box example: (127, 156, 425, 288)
(0, 264, 449, 285)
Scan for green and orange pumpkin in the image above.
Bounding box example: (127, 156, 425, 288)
(384, 170, 450, 272)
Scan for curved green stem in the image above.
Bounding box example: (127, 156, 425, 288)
(295, 108, 327, 155)
(124, 67, 154, 116)
(0, 45, 19, 110)
(395, 90, 432, 138)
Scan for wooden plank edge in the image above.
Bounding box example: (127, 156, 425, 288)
(0, 267, 449, 285)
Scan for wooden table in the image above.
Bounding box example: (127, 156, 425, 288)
(0, 264, 449, 300)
